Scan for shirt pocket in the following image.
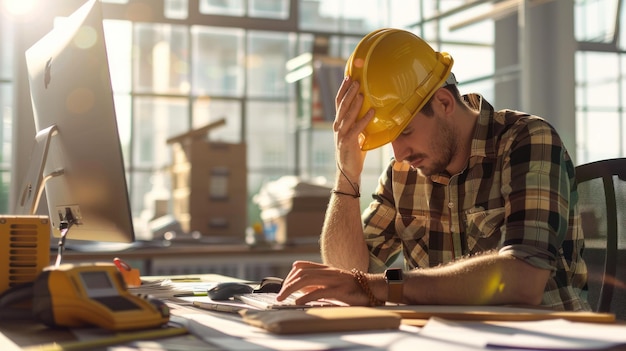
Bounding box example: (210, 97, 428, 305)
(396, 213, 429, 242)
(464, 207, 505, 251)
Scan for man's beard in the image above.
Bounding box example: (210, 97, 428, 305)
(415, 118, 457, 177)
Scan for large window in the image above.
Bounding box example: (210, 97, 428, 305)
(5, 0, 624, 239)
(0, 8, 14, 214)
(96, 0, 491, 226)
(2, 0, 496, 228)
(575, 0, 626, 163)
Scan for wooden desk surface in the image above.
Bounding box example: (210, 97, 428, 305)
(0, 319, 75, 349)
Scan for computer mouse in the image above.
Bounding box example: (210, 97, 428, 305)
(207, 282, 254, 300)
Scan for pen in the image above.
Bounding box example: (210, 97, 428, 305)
(169, 277, 202, 282)
(174, 290, 208, 297)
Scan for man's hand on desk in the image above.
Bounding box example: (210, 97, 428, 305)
(277, 261, 374, 306)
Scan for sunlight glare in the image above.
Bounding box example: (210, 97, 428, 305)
(2, 0, 37, 17)
(479, 271, 505, 304)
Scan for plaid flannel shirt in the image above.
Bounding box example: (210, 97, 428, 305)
(362, 94, 590, 311)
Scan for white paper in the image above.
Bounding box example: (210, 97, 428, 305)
(172, 301, 626, 351)
(420, 317, 626, 350)
(0, 333, 22, 351)
(179, 313, 489, 351)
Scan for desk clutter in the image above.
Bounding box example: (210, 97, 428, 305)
(2, 273, 626, 350)
(174, 302, 626, 351)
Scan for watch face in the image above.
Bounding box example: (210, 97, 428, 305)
(385, 268, 403, 281)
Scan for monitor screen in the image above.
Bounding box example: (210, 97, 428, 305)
(19, 0, 135, 247)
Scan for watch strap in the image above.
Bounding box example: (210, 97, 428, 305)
(385, 268, 403, 303)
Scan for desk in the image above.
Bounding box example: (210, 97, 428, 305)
(59, 243, 321, 280)
(2, 273, 626, 351)
(0, 319, 75, 350)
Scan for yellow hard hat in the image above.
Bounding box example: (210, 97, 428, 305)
(345, 28, 455, 150)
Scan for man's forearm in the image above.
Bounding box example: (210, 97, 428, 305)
(366, 252, 550, 306)
(320, 192, 370, 271)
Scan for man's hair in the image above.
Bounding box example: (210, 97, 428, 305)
(419, 84, 465, 116)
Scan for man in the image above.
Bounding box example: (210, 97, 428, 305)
(277, 28, 590, 311)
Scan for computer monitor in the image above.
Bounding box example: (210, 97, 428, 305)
(16, 0, 135, 247)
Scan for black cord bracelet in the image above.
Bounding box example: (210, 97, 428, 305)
(335, 163, 361, 198)
(331, 189, 360, 198)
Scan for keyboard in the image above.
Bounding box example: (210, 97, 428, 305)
(235, 293, 342, 310)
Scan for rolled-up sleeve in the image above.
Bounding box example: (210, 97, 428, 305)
(499, 117, 572, 272)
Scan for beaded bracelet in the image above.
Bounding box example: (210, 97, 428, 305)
(351, 268, 385, 307)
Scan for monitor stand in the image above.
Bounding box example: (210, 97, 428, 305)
(15, 125, 63, 216)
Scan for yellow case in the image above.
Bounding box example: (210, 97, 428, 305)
(34, 263, 169, 330)
(0, 215, 51, 294)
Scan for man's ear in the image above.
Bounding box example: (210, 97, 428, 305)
(432, 88, 455, 115)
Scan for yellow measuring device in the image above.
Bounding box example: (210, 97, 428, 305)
(32, 262, 169, 331)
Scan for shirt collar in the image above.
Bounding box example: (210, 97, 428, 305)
(427, 94, 496, 185)
(465, 93, 499, 159)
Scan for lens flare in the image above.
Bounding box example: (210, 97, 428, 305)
(74, 25, 98, 49)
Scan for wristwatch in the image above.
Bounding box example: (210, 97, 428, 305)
(384, 268, 403, 303)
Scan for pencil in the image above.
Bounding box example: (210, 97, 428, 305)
(23, 327, 188, 351)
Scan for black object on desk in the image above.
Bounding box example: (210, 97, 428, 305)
(207, 282, 254, 300)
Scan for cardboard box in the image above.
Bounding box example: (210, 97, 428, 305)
(262, 203, 328, 244)
(168, 120, 247, 239)
(255, 177, 331, 244)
